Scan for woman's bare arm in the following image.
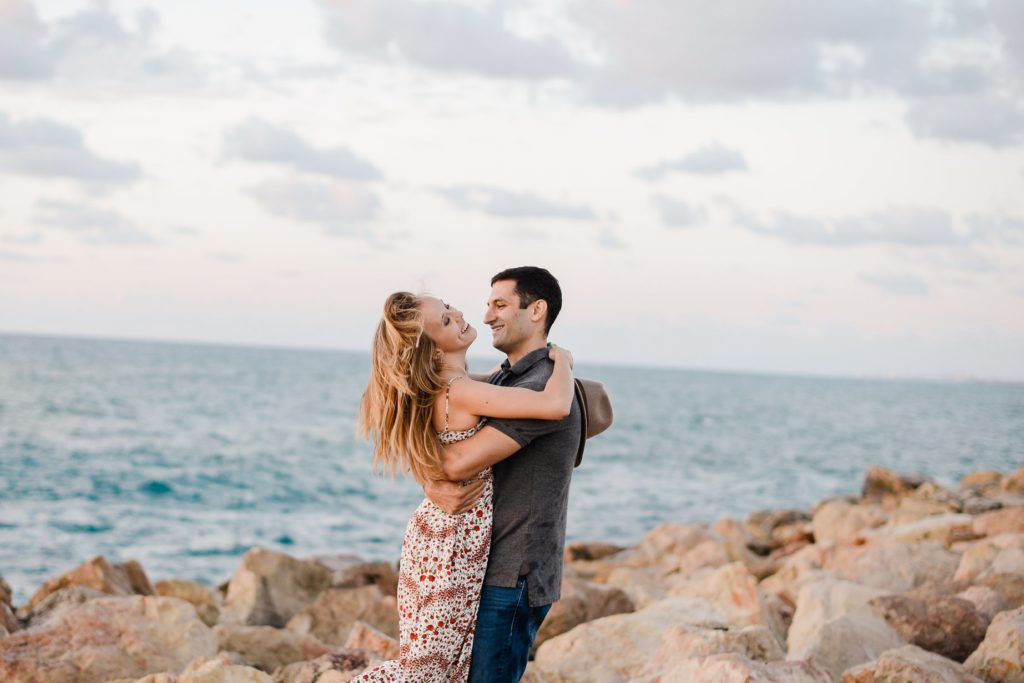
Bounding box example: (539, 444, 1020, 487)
(451, 346, 573, 421)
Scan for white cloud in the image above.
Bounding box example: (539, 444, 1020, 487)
(441, 186, 595, 220)
(638, 142, 747, 179)
(33, 198, 154, 246)
(905, 93, 1024, 146)
(652, 195, 706, 228)
(0, 111, 141, 187)
(223, 118, 382, 180)
(0, 0, 53, 79)
(246, 177, 379, 237)
(860, 269, 930, 297)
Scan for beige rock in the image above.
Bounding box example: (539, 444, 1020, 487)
(964, 497, 1005, 515)
(0, 595, 216, 683)
(23, 555, 153, 613)
(564, 541, 626, 562)
(964, 606, 1024, 682)
(668, 562, 785, 643)
(285, 586, 398, 646)
(1, 601, 19, 635)
(978, 573, 1024, 611)
(962, 471, 1005, 491)
(759, 544, 830, 606)
(156, 579, 223, 627)
(600, 565, 671, 609)
(868, 593, 988, 662)
(957, 540, 1005, 582)
(862, 466, 925, 503)
(0, 575, 12, 607)
(1005, 467, 1024, 494)
(958, 586, 1009, 623)
(313, 555, 399, 597)
(634, 652, 832, 683)
(813, 500, 887, 545)
(826, 540, 960, 592)
(975, 507, 1024, 537)
(214, 623, 333, 672)
(633, 623, 784, 681)
(910, 481, 964, 511)
(111, 653, 274, 683)
(869, 513, 976, 547)
(534, 577, 634, 649)
(344, 620, 399, 659)
(221, 548, 332, 627)
(272, 651, 381, 683)
(841, 644, 984, 683)
(745, 509, 811, 550)
(531, 597, 728, 682)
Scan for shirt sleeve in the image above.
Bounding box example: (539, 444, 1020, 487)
(484, 378, 572, 448)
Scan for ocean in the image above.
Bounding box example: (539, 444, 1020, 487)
(1, 333, 1021, 605)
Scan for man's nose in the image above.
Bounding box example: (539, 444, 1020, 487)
(483, 307, 496, 324)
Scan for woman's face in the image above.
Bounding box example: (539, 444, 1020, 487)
(420, 296, 477, 353)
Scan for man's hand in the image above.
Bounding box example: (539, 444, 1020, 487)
(423, 478, 486, 515)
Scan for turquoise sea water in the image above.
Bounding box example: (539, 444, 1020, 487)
(1, 333, 1021, 605)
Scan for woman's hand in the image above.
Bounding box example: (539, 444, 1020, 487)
(549, 343, 573, 369)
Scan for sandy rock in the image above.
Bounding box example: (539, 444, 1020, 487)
(18, 585, 107, 626)
(221, 548, 332, 627)
(862, 466, 925, 503)
(841, 644, 984, 683)
(285, 585, 398, 646)
(745, 509, 811, 549)
(965, 497, 1006, 515)
(962, 471, 1005, 492)
(213, 623, 333, 672)
(826, 540, 960, 592)
(958, 586, 1010, 623)
(635, 652, 832, 683)
(633, 623, 784, 680)
(0, 595, 216, 683)
(910, 482, 964, 511)
(759, 544, 830, 606)
(312, 556, 399, 598)
(565, 541, 626, 562)
(344, 620, 399, 659)
(111, 653, 274, 683)
(977, 573, 1024, 611)
(964, 606, 1024, 682)
(534, 577, 634, 649)
(531, 596, 728, 682)
(0, 576, 12, 607)
(23, 556, 154, 614)
(1005, 468, 1024, 494)
(957, 539, 1006, 582)
(600, 566, 672, 609)
(975, 507, 1024, 537)
(273, 651, 381, 683)
(668, 562, 785, 643)
(156, 579, 223, 627)
(868, 593, 988, 662)
(869, 513, 976, 547)
(813, 500, 887, 545)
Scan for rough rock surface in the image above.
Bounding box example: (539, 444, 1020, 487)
(869, 513, 975, 547)
(213, 623, 333, 672)
(975, 507, 1024, 537)
(221, 549, 333, 627)
(313, 555, 399, 597)
(841, 644, 984, 683)
(285, 585, 398, 646)
(0, 595, 217, 683)
(964, 606, 1024, 683)
(668, 562, 786, 643)
(826, 540, 960, 592)
(344, 620, 399, 659)
(868, 593, 988, 662)
(272, 651, 381, 683)
(534, 577, 634, 649)
(155, 579, 223, 627)
(812, 500, 886, 545)
(23, 556, 154, 614)
(635, 652, 832, 683)
(862, 466, 925, 502)
(109, 653, 273, 683)
(633, 623, 784, 680)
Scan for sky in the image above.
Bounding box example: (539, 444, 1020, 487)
(1, 0, 1023, 380)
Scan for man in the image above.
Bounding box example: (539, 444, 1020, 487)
(424, 266, 582, 683)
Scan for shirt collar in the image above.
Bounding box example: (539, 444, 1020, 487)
(500, 346, 550, 375)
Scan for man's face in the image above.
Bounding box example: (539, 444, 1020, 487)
(484, 279, 534, 354)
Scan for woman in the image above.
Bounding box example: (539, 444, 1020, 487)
(355, 291, 574, 682)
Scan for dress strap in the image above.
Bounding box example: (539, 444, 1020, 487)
(444, 375, 465, 433)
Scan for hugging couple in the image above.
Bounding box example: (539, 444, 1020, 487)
(355, 266, 610, 683)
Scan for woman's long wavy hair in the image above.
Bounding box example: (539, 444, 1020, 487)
(358, 291, 447, 484)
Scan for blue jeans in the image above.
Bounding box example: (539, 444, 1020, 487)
(468, 576, 551, 683)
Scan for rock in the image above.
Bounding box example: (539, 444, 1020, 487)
(633, 623, 784, 680)
(812, 500, 887, 545)
(1005, 468, 1024, 494)
(958, 586, 1009, 624)
(745, 509, 811, 550)
(911, 482, 964, 511)
(962, 471, 1005, 492)
(221, 548, 332, 627)
(957, 539, 1006, 582)
(976, 507, 1024, 537)
(826, 540, 960, 592)
(787, 578, 905, 680)
(111, 653, 274, 683)
(272, 651, 381, 683)
(344, 620, 399, 659)
(965, 497, 1005, 515)
(0, 576, 12, 607)
(600, 565, 672, 609)
(759, 544, 830, 607)
(213, 623, 333, 672)
(155, 579, 223, 627)
(862, 466, 925, 502)
(313, 556, 399, 598)
(18, 585, 109, 626)
(285, 586, 398, 646)
(869, 513, 976, 547)
(23, 556, 154, 613)
(964, 606, 1024, 682)
(0, 595, 216, 683)
(1, 602, 18, 636)
(534, 577, 634, 650)
(977, 573, 1024, 611)
(531, 597, 728, 682)
(868, 593, 988, 662)
(564, 542, 626, 562)
(635, 653, 832, 683)
(842, 644, 984, 683)
(668, 562, 785, 643)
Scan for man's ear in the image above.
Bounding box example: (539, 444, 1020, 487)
(529, 299, 548, 324)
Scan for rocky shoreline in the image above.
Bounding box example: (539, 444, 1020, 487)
(2, 465, 1023, 682)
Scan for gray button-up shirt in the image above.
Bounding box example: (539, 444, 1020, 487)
(482, 346, 582, 607)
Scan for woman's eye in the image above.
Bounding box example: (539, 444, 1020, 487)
(443, 316, 450, 326)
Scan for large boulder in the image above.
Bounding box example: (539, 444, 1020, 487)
(531, 597, 728, 682)
(633, 623, 785, 681)
(272, 651, 381, 683)
(19, 585, 107, 627)
(344, 620, 399, 659)
(635, 652, 832, 683)
(861, 466, 925, 503)
(868, 593, 988, 662)
(1005, 468, 1024, 494)
(155, 579, 223, 627)
(109, 653, 272, 683)
(213, 623, 333, 672)
(759, 544, 830, 607)
(221, 549, 332, 627)
(842, 644, 984, 683)
(745, 509, 811, 551)
(812, 500, 887, 545)
(964, 606, 1024, 682)
(311, 555, 399, 597)
(977, 573, 1024, 611)
(0, 595, 216, 683)
(533, 577, 634, 649)
(285, 586, 398, 646)
(825, 540, 960, 592)
(867, 513, 976, 547)
(975, 508, 1024, 537)
(22, 556, 154, 614)
(958, 585, 1010, 623)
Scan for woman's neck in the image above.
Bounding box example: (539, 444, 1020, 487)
(439, 351, 469, 379)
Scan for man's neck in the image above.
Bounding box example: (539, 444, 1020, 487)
(505, 338, 547, 366)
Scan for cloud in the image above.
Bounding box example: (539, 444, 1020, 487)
(594, 227, 626, 250)
(33, 198, 154, 245)
(968, 213, 1024, 245)
(317, 0, 580, 80)
(223, 118, 383, 180)
(441, 186, 595, 220)
(652, 195, 706, 228)
(638, 142, 747, 179)
(859, 269, 930, 297)
(0, 0, 54, 79)
(905, 93, 1024, 146)
(246, 177, 379, 236)
(0, 112, 141, 187)
(732, 205, 967, 247)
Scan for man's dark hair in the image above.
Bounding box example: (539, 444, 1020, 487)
(491, 266, 562, 335)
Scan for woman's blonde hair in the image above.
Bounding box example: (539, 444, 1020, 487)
(358, 291, 446, 484)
